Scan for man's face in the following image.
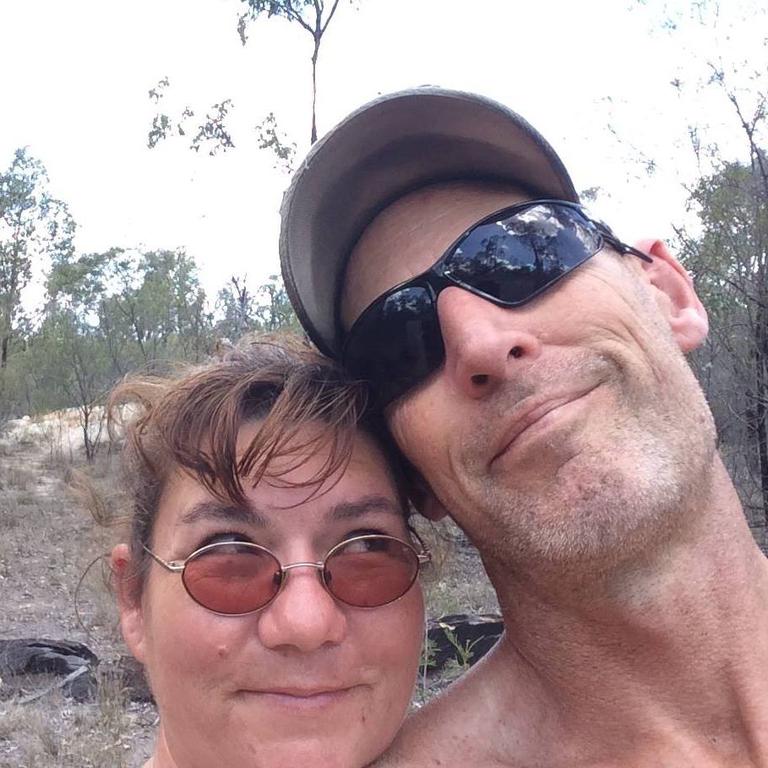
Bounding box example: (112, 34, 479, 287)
(341, 181, 716, 576)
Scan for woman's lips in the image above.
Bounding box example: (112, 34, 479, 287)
(238, 685, 364, 711)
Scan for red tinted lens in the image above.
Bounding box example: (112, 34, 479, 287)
(325, 536, 419, 608)
(182, 542, 281, 614)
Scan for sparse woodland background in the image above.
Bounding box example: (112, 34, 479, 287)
(0, 2, 767, 765)
(0, 0, 767, 640)
(2, 1, 767, 545)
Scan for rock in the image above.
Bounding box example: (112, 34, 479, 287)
(0, 638, 98, 677)
(66, 666, 99, 702)
(0, 639, 99, 702)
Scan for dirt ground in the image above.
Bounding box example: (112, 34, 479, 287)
(0, 416, 156, 768)
(0, 412, 497, 767)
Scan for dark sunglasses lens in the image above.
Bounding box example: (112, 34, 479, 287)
(183, 543, 281, 614)
(345, 285, 443, 406)
(325, 536, 419, 608)
(443, 204, 602, 304)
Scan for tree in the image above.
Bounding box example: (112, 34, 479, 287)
(679, 151, 768, 528)
(0, 149, 75, 368)
(252, 273, 300, 332)
(618, 0, 768, 537)
(216, 275, 259, 341)
(147, 1, 353, 159)
(215, 273, 299, 341)
(81, 248, 213, 365)
(238, 0, 343, 144)
(29, 308, 111, 462)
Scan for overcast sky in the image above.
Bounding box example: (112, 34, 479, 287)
(0, 0, 763, 300)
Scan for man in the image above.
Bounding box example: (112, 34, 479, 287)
(279, 88, 768, 767)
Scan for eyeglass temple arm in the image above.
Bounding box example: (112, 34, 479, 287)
(143, 544, 185, 572)
(407, 526, 433, 566)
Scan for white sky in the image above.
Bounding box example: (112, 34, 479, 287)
(1, 0, 764, 301)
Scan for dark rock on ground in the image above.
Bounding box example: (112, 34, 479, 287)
(0, 638, 97, 677)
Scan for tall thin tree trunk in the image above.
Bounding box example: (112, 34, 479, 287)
(310, 44, 319, 144)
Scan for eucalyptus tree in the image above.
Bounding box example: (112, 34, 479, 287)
(0, 149, 74, 369)
(147, 0, 355, 159)
(238, 0, 344, 144)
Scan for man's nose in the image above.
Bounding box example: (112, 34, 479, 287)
(257, 567, 347, 653)
(437, 286, 542, 400)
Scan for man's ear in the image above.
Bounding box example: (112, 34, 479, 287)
(633, 238, 709, 352)
(110, 544, 147, 664)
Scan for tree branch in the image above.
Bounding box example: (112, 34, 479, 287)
(320, 0, 341, 36)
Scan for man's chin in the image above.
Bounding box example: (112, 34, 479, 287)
(477, 453, 683, 574)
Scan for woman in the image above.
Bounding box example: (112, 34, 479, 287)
(108, 337, 428, 768)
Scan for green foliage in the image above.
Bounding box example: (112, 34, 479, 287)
(147, 0, 352, 159)
(0, 154, 299, 454)
(146, 78, 234, 156)
(680, 154, 768, 524)
(189, 100, 235, 156)
(237, 0, 317, 46)
(0, 149, 75, 368)
(238, 0, 344, 143)
(439, 624, 481, 671)
(256, 112, 297, 172)
(215, 273, 299, 341)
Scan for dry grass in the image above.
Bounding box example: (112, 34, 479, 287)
(0, 421, 152, 766)
(0, 677, 155, 768)
(414, 517, 499, 617)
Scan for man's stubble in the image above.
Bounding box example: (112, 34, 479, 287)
(449, 329, 717, 583)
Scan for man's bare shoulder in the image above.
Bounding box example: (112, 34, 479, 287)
(372, 658, 527, 768)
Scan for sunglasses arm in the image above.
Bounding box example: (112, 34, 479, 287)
(616, 241, 653, 263)
(598, 227, 653, 264)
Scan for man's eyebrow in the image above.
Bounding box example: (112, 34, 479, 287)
(180, 500, 266, 528)
(330, 495, 404, 522)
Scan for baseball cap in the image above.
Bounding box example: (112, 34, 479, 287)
(279, 86, 579, 358)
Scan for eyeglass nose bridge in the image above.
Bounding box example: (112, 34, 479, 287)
(281, 560, 325, 573)
(273, 560, 333, 602)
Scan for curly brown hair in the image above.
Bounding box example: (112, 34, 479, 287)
(107, 334, 407, 596)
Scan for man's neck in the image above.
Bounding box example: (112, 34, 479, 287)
(385, 457, 768, 767)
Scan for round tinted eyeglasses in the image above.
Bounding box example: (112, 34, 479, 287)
(342, 199, 652, 409)
(143, 534, 431, 615)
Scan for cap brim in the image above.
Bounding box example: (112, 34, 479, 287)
(280, 87, 578, 357)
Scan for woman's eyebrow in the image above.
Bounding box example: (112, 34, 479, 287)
(180, 500, 267, 527)
(330, 495, 402, 521)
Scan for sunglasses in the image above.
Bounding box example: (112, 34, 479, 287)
(143, 534, 430, 615)
(342, 200, 652, 408)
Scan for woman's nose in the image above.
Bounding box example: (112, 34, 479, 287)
(437, 287, 542, 400)
(257, 566, 348, 653)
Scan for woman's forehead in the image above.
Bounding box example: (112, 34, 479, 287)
(154, 425, 399, 532)
(340, 180, 529, 329)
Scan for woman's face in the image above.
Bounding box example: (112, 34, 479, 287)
(114, 424, 424, 768)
